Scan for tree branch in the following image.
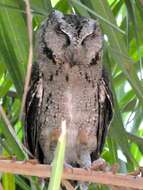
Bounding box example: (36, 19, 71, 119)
(0, 160, 142, 189)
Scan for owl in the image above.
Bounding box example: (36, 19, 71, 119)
(25, 10, 113, 172)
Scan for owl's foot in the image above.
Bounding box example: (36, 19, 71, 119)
(75, 158, 108, 190)
(91, 158, 109, 171)
(62, 164, 76, 190)
(64, 162, 74, 175)
(64, 162, 73, 169)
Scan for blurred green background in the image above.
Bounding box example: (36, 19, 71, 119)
(0, 0, 143, 189)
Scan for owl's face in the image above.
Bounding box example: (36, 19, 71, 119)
(37, 10, 103, 66)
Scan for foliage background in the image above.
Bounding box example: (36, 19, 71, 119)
(0, 0, 143, 189)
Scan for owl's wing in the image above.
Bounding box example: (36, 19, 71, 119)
(92, 68, 113, 160)
(25, 64, 44, 162)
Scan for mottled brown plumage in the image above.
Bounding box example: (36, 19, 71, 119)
(25, 10, 113, 171)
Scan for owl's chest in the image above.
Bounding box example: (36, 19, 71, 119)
(41, 64, 99, 127)
(40, 65, 100, 163)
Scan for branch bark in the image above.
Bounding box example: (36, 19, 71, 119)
(0, 160, 142, 189)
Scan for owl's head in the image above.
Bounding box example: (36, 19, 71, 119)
(36, 10, 103, 67)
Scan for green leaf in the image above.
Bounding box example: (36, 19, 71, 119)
(48, 121, 66, 190)
(15, 176, 31, 190)
(2, 150, 15, 190)
(0, 107, 27, 159)
(55, 0, 71, 13)
(0, 78, 12, 99)
(0, 0, 29, 97)
(2, 173, 15, 190)
(71, 0, 125, 34)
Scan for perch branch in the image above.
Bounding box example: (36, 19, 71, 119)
(0, 160, 143, 189)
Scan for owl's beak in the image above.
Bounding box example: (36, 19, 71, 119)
(64, 46, 81, 66)
(69, 48, 80, 66)
(69, 56, 77, 67)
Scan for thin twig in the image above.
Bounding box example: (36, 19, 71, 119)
(0, 105, 27, 157)
(20, 0, 33, 119)
(0, 160, 143, 189)
(0, 105, 21, 146)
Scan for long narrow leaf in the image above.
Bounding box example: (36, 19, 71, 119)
(0, 106, 27, 159)
(48, 120, 66, 190)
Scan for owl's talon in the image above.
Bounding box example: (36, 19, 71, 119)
(64, 162, 73, 169)
(84, 166, 91, 172)
(91, 158, 108, 171)
(64, 162, 74, 174)
(64, 163, 73, 173)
